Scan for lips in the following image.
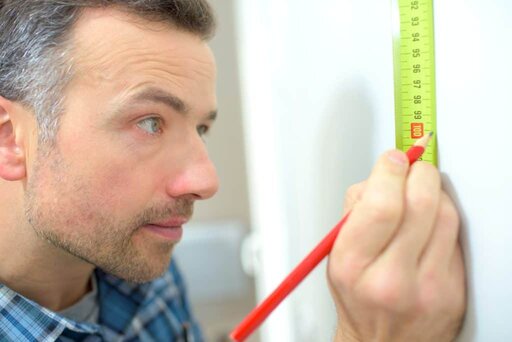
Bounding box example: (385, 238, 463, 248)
(142, 217, 189, 241)
(150, 217, 189, 228)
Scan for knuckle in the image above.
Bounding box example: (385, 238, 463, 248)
(346, 183, 362, 200)
(438, 195, 460, 227)
(365, 268, 414, 312)
(363, 194, 402, 224)
(416, 270, 442, 314)
(408, 190, 437, 211)
(417, 269, 464, 319)
(344, 182, 366, 207)
(329, 253, 366, 290)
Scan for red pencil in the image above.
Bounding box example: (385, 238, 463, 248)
(229, 132, 434, 342)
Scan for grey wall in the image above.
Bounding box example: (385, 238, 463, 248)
(179, 1, 256, 340)
(192, 0, 251, 226)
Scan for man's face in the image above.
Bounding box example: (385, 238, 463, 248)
(24, 9, 219, 282)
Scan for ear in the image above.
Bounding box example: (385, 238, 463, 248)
(0, 97, 26, 181)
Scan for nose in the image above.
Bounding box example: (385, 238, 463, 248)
(165, 135, 219, 201)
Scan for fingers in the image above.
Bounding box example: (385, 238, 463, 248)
(419, 192, 461, 271)
(333, 150, 409, 267)
(329, 152, 466, 341)
(383, 162, 441, 264)
(342, 181, 367, 214)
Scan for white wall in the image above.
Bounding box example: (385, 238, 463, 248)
(235, 0, 512, 341)
(236, 1, 392, 340)
(434, 1, 512, 341)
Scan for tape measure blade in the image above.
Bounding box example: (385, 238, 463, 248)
(392, 0, 438, 166)
(391, 0, 404, 152)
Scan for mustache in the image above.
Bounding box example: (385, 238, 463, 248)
(132, 198, 195, 228)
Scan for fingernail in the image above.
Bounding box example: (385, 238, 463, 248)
(386, 150, 408, 165)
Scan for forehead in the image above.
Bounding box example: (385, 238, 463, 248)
(68, 7, 217, 104)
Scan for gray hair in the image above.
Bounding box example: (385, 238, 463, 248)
(0, 0, 216, 145)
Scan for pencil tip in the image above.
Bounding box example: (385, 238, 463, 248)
(412, 131, 434, 148)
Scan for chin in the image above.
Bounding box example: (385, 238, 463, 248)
(112, 264, 170, 284)
(99, 253, 173, 284)
(90, 239, 176, 283)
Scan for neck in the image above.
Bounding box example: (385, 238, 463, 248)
(0, 182, 94, 311)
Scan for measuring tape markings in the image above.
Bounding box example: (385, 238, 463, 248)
(393, 0, 438, 165)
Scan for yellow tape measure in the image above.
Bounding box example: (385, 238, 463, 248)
(392, 0, 437, 165)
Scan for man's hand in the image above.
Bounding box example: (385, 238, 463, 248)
(328, 150, 466, 342)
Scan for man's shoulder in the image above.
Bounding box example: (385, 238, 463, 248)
(0, 260, 202, 341)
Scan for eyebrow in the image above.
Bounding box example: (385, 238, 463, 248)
(119, 86, 217, 121)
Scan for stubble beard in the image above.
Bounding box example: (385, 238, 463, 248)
(24, 145, 193, 283)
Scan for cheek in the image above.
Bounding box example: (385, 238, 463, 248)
(31, 161, 129, 237)
(55, 119, 168, 214)
(56, 139, 147, 210)
(81, 156, 160, 216)
(28, 157, 97, 232)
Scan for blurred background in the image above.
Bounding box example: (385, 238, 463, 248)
(174, 0, 255, 340)
(174, 0, 386, 341)
(173, 0, 512, 341)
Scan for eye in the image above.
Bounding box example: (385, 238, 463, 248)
(137, 117, 163, 135)
(197, 124, 210, 137)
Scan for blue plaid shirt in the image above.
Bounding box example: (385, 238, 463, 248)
(0, 260, 203, 341)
